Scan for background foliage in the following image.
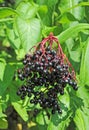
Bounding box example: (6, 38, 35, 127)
(0, 0, 89, 130)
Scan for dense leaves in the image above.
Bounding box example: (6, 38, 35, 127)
(0, 0, 89, 130)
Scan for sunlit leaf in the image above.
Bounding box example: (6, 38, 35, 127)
(0, 7, 17, 18)
(16, 1, 38, 20)
(57, 23, 89, 44)
(74, 108, 89, 130)
(16, 17, 41, 52)
(0, 118, 8, 129)
(80, 38, 89, 86)
(12, 101, 29, 121)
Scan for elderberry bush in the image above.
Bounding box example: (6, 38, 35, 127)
(17, 33, 78, 117)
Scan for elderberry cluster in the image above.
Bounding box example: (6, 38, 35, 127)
(17, 34, 78, 116)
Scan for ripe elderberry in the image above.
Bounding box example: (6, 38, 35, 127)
(16, 33, 78, 118)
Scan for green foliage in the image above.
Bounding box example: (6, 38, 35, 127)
(80, 38, 89, 86)
(0, 0, 89, 129)
(16, 17, 41, 52)
(0, 7, 17, 18)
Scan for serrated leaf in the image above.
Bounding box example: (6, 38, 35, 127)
(77, 86, 89, 110)
(0, 7, 17, 18)
(73, 80, 89, 130)
(47, 90, 71, 130)
(47, 112, 71, 130)
(16, 17, 41, 52)
(57, 23, 89, 44)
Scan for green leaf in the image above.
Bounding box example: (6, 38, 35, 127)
(73, 79, 89, 130)
(85, 3, 89, 22)
(69, 84, 89, 130)
(84, 40, 89, 84)
(16, 17, 41, 52)
(36, 112, 45, 125)
(47, 113, 71, 130)
(0, 64, 16, 96)
(59, 1, 87, 20)
(42, 26, 56, 36)
(0, 7, 17, 18)
(47, 90, 71, 130)
(16, 1, 38, 20)
(66, 12, 77, 21)
(80, 47, 86, 86)
(60, 1, 89, 14)
(70, 0, 84, 20)
(15, 49, 25, 60)
(77, 86, 89, 110)
(38, 5, 48, 16)
(0, 118, 8, 129)
(6, 23, 21, 50)
(36, 111, 50, 126)
(80, 38, 89, 86)
(12, 101, 29, 121)
(59, 0, 72, 13)
(57, 23, 89, 44)
(0, 61, 6, 81)
(0, 18, 13, 22)
(7, 29, 21, 49)
(0, 112, 7, 119)
(59, 12, 77, 24)
(36, 0, 58, 26)
(9, 84, 29, 121)
(74, 108, 89, 130)
(65, 38, 81, 62)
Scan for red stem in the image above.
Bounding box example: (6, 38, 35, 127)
(34, 33, 76, 80)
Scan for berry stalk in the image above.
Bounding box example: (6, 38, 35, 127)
(16, 33, 78, 118)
